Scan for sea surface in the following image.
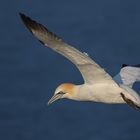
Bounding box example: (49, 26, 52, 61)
(1, 0, 140, 140)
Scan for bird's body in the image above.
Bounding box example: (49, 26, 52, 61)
(61, 83, 120, 103)
(56, 83, 138, 104)
(20, 13, 140, 110)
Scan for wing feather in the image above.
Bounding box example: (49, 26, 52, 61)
(114, 65, 140, 88)
(20, 13, 115, 84)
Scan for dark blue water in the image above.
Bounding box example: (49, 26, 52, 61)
(1, 0, 140, 140)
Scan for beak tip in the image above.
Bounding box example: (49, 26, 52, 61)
(47, 93, 63, 106)
(47, 101, 51, 106)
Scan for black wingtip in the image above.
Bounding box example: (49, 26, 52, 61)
(19, 12, 40, 33)
(19, 13, 33, 24)
(19, 12, 63, 44)
(19, 12, 51, 33)
(19, 13, 31, 26)
(121, 64, 128, 68)
(121, 64, 140, 68)
(133, 64, 140, 68)
(19, 13, 28, 22)
(19, 12, 25, 18)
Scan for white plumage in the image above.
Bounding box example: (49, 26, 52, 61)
(114, 65, 140, 88)
(20, 13, 140, 110)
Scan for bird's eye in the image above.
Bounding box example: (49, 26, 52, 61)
(57, 91, 65, 95)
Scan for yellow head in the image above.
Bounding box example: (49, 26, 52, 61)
(48, 83, 77, 105)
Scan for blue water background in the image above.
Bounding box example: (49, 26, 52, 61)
(0, 0, 140, 140)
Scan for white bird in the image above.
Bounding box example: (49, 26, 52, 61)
(20, 13, 140, 110)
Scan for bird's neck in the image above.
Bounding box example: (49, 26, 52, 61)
(68, 84, 91, 101)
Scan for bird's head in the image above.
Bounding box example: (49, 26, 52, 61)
(48, 83, 77, 105)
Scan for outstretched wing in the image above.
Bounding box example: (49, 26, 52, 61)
(113, 64, 140, 88)
(20, 13, 115, 84)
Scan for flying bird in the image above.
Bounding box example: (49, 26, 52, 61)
(20, 13, 140, 109)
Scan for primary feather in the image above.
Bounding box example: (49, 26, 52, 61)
(20, 13, 115, 84)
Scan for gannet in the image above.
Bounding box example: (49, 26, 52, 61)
(20, 13, 140, 109)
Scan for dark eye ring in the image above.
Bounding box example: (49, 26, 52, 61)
(57, 91, 65, 95)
